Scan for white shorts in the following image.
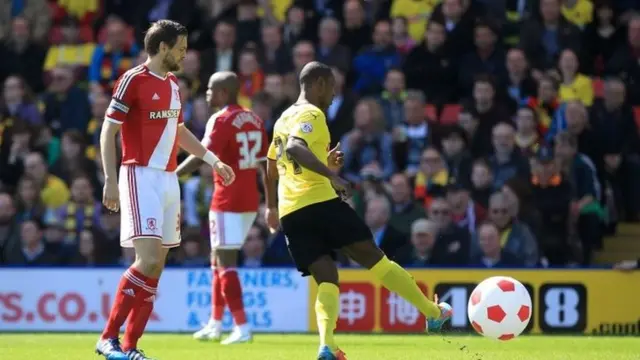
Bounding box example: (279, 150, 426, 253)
(119, 165, 181, 248)
(209, 211, 257, 249)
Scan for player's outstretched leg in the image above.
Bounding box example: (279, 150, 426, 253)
(193, 262, 224, 341)
(310, 256, 347, 360)
(345, 242, 452, 332)
(218, 249, 251, 345)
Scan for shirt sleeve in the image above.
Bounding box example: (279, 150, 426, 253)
(203, 115, 227, 155)
(106, 71, 139, 124)
(257, 126, 269, 161)
(267, 140, 277, 160)
(289, 108, 325, 146)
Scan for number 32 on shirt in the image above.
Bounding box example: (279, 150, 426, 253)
(236, 131, 262, 169)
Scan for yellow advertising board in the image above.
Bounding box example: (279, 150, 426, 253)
(308, 269, 640, 335)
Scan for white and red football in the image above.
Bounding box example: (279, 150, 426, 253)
(467, 276, 532, 341)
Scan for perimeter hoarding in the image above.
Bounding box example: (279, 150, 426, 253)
(308, 269, 640, 335)
(0, 268, 308, 332)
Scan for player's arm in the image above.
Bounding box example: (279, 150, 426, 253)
(176, 155, 204, 177)
(286, 137, 336, 178)
(100, 119, 121, 211)
(176, 125, 234, 184)
(263, 142, 279, 209)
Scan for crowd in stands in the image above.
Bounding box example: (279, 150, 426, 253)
(1, 0, 640, 269)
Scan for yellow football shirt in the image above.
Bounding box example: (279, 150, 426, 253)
(559, 73, 594, 106)
(561, 0, 593, 28)
(267, 103, 338, 217)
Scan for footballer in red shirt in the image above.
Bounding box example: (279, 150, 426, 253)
(177, 71, 267, 344)
(96, 21, 235, 360)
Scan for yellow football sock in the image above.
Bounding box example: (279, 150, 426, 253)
(315, 282, 340, 352)
(370, 255, 441, 319)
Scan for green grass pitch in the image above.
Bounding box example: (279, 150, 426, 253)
(1, 334, 639, 360)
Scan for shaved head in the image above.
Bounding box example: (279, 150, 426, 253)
(206, 71, 240, 108)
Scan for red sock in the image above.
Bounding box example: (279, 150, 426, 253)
(220, 268, 246, 326)
(102, 267, 157, 340)
(212, 267, 225, 321)
(122, 275, 158, 351)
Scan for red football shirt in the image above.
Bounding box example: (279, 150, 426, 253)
(106, 65, 183, 172)
(204, 104, 268, 212)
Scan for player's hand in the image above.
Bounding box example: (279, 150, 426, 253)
(330, 174, 353, 200)
(265, 207, 280, 233)
(102, 179, 120, 212)
(214, 161, 236, 185)
(327, 142, 344, 171)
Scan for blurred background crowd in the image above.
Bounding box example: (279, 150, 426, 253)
(1, 0, 640, 269)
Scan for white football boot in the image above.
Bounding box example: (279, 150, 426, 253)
(193, 319, 222, 341)
(220, 324, 252, 345)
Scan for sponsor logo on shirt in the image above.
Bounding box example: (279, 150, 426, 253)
(149, 109, 180, 120)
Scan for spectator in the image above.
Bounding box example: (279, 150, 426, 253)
(5, 218, 61, 265)
(530, 145, 572, 265)
(251, 92, 275, 139)
(447, 181, 486, 235)
(239, 225, 271, 267)
(430, 0, 477, 57)
(457, 104, 481, 155)
(472, 221, 522, 267)
(340, 0, 372, 54)
(200, 20, 238, 79)
(390, 0, 440, 43)
(502, 177, 544, 240)
(403, 20, 457, 108)
(524, 75, 560, 135)
(0, 16, 47, 93)
(292, 40, 316, 74)
(554, 132, 604, 264)
(557, 48, 594, 106)
(50, 130, 98, 185)
(606, 15, 640, 105)
(182, 163, 214, 231)
(441, 125, 473, 188)
(316, 17, 350, 73)
(378, 68, 407, 130)
(259, 23, 293, 75)
(458, 20, 507, 98)
(393, 90, 432, 175)
(2, 75, 43, 126)
(592, 78, 640, 220)
(0, 0, 50, 43)
(282, 3, 313, 47)
(364, 196, 408, 259)
(488, 123, 531, 189)
(504, 48, 537, 111)
(23, 152, 70, 209)
(326, 67, 355, 144)
(0, 120, 31, 189)
(394, 218, 441, 266)
(584, 1, 624, 75)
(414, 147, 449, 208)
(99, 211, 121, 261)
(70, 229, 109, 265)
(50, 174, 101, 245)
(263, 73, 290, 120)
(352, 19, 401, 95)
(14, 176, 46, 223)
(88, 17, 139, 93)
(426, 196, 471, 265)
(514, 107, 541, 158)
(41, 66, 92, 137)
(235, 0, 262, 49)
(43, 16, 96, 82)
(390, 16, 416, 56)
(468, 75, 511, 157)
(503, 0, 537, 47)
(0, 192, 20, 264)
(180, 50, 205, 95)
(519, 0, 582, 77)
(178, 76, 195, 124)
(388, 173, 426, 236)
(486, 192, 539, 267)
(188, 96, 210, 140)
(341, 98, 395, 183)
(180, 230, 208, 267)
(237, 48, 264, 108)
(470, 158, 494, 210)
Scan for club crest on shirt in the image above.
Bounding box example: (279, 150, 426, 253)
(146, 218, 157, 232)
(300, 122, 313, 133)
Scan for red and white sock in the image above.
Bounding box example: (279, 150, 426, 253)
(101, 267, 158, 340)
(219, 268, 247, 326)
(122, 272, 159, 351)
(211, 267, 225, 322)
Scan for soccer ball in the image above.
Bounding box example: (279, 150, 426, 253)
(467, 276, 532, 340)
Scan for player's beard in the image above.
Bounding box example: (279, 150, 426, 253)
(163, 53, 181, 72)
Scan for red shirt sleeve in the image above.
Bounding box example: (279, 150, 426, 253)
(204, 115, 229, 155)
(106, 71, 139, 124)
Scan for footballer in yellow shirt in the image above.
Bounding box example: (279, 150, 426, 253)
(262, 61, 451, 360)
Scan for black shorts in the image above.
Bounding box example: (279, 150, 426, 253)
(280, 198, 372, 276)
